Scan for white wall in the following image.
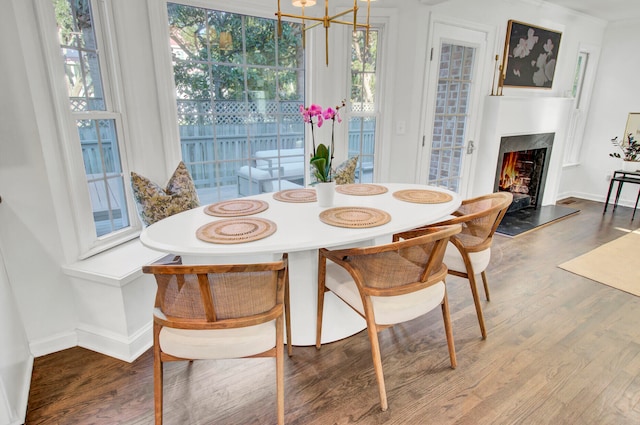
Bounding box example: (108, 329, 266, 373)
(558, 20, 640, 206)
(0, 0, 78, 355)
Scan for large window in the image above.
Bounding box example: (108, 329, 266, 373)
(348, 28, 380, 183)
(166, 3, 304, 202)
(49, 0, 135, 256)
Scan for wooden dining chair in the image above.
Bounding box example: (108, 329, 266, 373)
(316, 224, 461, 411)
(394, 192, 513, 339)
(142, 255, 292, 425)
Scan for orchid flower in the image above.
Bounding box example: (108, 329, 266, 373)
(300, 100, 346, 183)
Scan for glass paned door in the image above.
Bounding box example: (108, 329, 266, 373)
(420, 22, 486, 195)
(429, 44, 474, 192)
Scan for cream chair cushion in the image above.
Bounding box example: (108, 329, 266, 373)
(325, 262, 445, 326)
(158, 313, 276, 360)
(443, 242, 491, 274)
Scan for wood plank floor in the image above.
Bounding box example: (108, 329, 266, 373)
(26, 198, 640, 424)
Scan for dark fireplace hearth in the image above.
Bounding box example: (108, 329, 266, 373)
(494, 133, 554, 213)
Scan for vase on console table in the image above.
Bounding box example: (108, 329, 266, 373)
(622, 160, 640, 172)
(315, 181, 336, 207)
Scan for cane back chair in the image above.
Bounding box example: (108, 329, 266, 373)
(142, 255, 291, 425)
(316, 225, 461, 411)
(395, 192, 513, 339)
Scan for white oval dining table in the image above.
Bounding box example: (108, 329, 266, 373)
(140, 183, 461, 346)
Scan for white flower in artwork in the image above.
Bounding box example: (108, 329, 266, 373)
(512, 28, 539, 58)
(532, 67, 547, 86)
(544, 58, 556, 80)
(513, 38, 530, 58)
(543, 38, 554, 53)
(532, 52, 549, 86)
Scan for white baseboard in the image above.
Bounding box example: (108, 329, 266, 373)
(28, 323, 152, 363)
(77, 322, 152, 363)
(559, 191, 638, 208)
(29, 330, 77, 357)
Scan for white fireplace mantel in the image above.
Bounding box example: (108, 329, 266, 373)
(475, 95, 574, 206)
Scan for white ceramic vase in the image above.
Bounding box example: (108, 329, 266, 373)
(622, 160, 640, 172)
(315, 181, 336, 207)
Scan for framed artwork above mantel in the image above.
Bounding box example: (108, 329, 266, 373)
(500, 20, 562, 89)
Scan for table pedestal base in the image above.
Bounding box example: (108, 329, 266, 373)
(182, 248, 367, 346)
(287, 250, 366, 346)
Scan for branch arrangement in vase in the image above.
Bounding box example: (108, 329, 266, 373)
(610, 133, 640, 161)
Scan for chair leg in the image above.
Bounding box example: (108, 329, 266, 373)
(153, 323, 163, 425)
(457, 251, 488, 339)
(365, 317, 388, 411)
(316, 252, 327, 349)
(481, 270, 491, 301)
(284, 271, 293, 357)
(632, 188, 640, 221)
(441, 288, 457, 369)
(276, 316, 285, 425)
(467, 271, 487, 340)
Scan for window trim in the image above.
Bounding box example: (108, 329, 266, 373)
(563, 43, 601, 167)
(36, 0, 140, 259)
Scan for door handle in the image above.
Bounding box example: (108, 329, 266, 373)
(467, 140, 475, 154)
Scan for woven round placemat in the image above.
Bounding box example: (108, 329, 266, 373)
(196, 218, 277, 244)
(392, 189, 453, 204)
(335, 184, 388, 196)
(273, 188, 317, 203)
(204, 199, 269, 217)
(319, 207, 391, 228)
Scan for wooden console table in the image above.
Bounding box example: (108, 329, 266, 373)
(603, 169, 640, 220)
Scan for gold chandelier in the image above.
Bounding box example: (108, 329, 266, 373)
(276, 0, 372, 65)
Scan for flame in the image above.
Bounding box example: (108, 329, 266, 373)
(499, 152, 519, 190)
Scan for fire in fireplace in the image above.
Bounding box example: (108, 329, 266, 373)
(499, 149, 547, 207)
(494, 133, 554, 212)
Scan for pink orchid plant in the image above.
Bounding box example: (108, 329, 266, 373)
(300, 100, 346, 183)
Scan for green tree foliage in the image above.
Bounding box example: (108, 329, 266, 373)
(167, 4, 303, 102)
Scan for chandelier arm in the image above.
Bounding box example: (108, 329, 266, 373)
(325, 24, 329, 65)
(353, 0, 358, 32)
(332, 19, 370, 28)
(327, 8, 358, 22)
(276, 0, 282, 36)
(278, 12, 325, 23)
(305, 21, 323, 31)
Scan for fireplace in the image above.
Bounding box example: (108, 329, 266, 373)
(493, 133, 554, 212)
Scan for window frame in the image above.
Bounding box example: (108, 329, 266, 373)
(149, 0, 300, 174)
(563, 43, 601, 167)
(36, 0, 139, 259)
(341, 8, 397, 184)
(347, 24, 383, 183)
(164, 3, 306, 201)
